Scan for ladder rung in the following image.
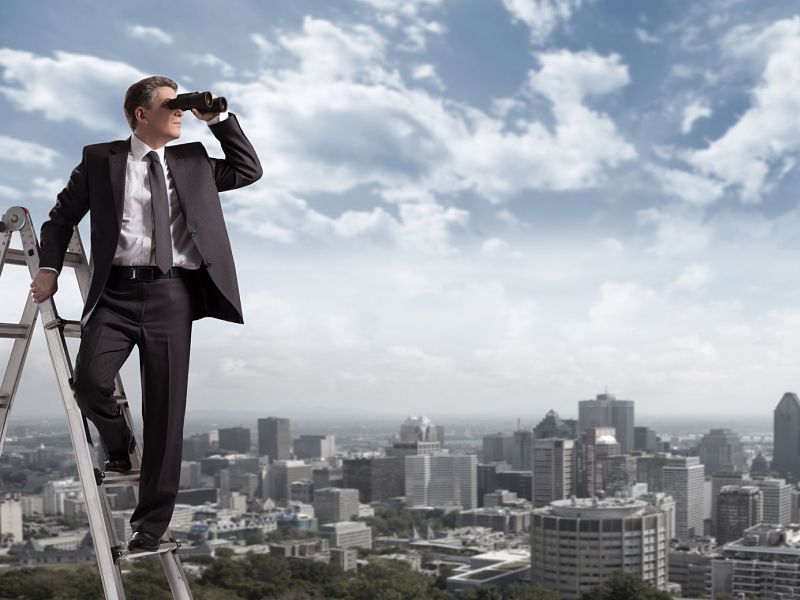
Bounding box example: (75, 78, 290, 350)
(4, 247, 83, 268)
(43, 318, 81, 338)
(0, 323, 29, 339)
(115, 396, 127, 405)
(101, 470, 140, 486)
(115, 540, 180, 561)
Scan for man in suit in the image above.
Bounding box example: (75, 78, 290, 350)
(29, 75, 261, 552)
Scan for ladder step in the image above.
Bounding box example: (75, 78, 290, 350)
(0, 323, 29, 339)
(101, 470, 141, 486)
(4, 247, 83, 268)
(43, 318, 81, 338)
(115, 540, 181, 561)
(114, 395, 128, 406)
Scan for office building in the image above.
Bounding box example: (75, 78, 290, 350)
(511, 429, 534, 471)
(635, 426, 660, 453)
(531, 497, 668, 599)
(319, 521, 372, 550)
(42, 479, 83, 515)
(716, 485, 763, 545)
(697, 429, 747, 476)
(750, 476, 792, 526)
(773, 392, 800, 483)
(603, 454, 638, 496)
(712, 523, 800, 598)
(534, 409, 577, 439)
(578, 392, 635, 453)
(343, 457, 404, 502)
(294, 434, 336, 460)
(259, 417, 291, 463)
(266, 460, 314, 503)
(313, 487, 360, 525)
(495, 470, 532, 502)
(663, 456, 705, 541)
(532, 438, 574, 508)
(482, 433, 513, 464)
(577, 427, 620, 497)
(218, 427, 251, 453)
(0, 497, 23, 544)
(405, 454, 477, 510)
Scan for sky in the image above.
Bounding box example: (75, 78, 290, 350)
(2, 0, 800, 422)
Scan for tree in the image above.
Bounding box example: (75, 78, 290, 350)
(578, 570, 672, 600)
(506, 582, 561, 600)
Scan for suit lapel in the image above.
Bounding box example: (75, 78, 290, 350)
(165, 149, 189, 218)
(108, 138, 130, 231)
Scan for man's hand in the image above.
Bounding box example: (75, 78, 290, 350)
(30, 270, 58, 304)
(191, 94, 221, 122)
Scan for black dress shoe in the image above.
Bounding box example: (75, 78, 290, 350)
(103, 455, 132, 473)
(128, 529, 161, 552)
(103, 431, 136, 473)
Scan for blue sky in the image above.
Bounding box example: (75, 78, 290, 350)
(2, 0, 800, 421)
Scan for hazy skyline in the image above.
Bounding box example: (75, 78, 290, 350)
(2, 1, 800, 418)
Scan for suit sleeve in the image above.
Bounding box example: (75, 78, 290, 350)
(206, 113, 263, 193)
(39, 148, 90, 274)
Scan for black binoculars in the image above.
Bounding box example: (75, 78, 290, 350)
(167, 91, 227, 113)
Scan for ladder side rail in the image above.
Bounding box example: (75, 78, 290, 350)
(0, 208, 40, 458)
(16, 212, 127, 600)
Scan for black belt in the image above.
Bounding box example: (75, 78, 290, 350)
(108, 265, 198, 281)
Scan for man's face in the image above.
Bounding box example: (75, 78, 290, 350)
(137, 86, 183, 140)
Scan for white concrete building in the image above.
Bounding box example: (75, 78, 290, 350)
(319, 521, 372, 550)
(405, 454, 477, 510)
(0, 497, 23, 544)
(713, 523, 800, 599)
(531, 497, 669, 600)
(314, 487, 359, 525)
(663, 456, 705, 540)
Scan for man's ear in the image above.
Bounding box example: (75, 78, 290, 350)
(135, 107, 147, 124)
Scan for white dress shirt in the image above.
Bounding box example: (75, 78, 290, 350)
(40, 112, 228, 274)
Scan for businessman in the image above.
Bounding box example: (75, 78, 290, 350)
(30, 75, 262, 552)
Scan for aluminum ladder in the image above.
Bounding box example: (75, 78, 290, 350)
(0, 205, 193, 599)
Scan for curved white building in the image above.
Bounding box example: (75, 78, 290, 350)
(531, 497, 668, 599)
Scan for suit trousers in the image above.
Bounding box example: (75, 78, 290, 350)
(72, 268, 197, 538)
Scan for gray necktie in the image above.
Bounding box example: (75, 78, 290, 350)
(145, 151, 172, 274)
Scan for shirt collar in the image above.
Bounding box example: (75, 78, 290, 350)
(130, 132, 166, 164)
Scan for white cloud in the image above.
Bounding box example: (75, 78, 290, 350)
(502, 0, 583, 45)
(0, 49, 145, 132)
(635, 28, 660, 44)
(0, 184, 20, 199)
(686, 17, 800, 202)
(411, 63, 444, 89)
(650, 166, 725, 206)
(674, 263, 711, 290)
(127, 25, 173, 45)
(0, 135, 58, 168)
(30, 177, 64, 200)
(189, 53, 235, 77)
(681, 98, 711, 134)
(357, 0, 445, 51)
(637, 206, 712, 256)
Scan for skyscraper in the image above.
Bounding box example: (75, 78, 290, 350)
(532, 438, 575, 508)
(294, 434, 336, 460)
(697, 429, 747, 476)
(773, 392, 800, 483)
(534, 409, 577, 439)
(577, 427, 620, 497)
(716, 486, 763, 545)
(405, 454, 477, 510)
(218, 426, 251, 453)
(578, 392, 635, 453)
(342, 457, 404, 503)
(482, 433, 513, 464)
(258, 417, 291, 463)
(663, 456, 705, 541)
(511, 429, 534, 471)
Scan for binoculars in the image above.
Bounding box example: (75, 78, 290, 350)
(167, 91, 227, 113)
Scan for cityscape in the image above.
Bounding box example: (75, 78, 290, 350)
(1, 391, 797, 598)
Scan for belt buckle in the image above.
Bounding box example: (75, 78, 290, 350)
(131, 266, 154, 281)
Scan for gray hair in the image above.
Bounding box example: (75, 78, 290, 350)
(123, 75, 178, 131)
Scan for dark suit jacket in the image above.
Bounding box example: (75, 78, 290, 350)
(39, 113, 262, 328)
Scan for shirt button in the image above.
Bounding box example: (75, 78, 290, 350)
(206, 262, 213, 268)
(190, 231, 198, 237)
